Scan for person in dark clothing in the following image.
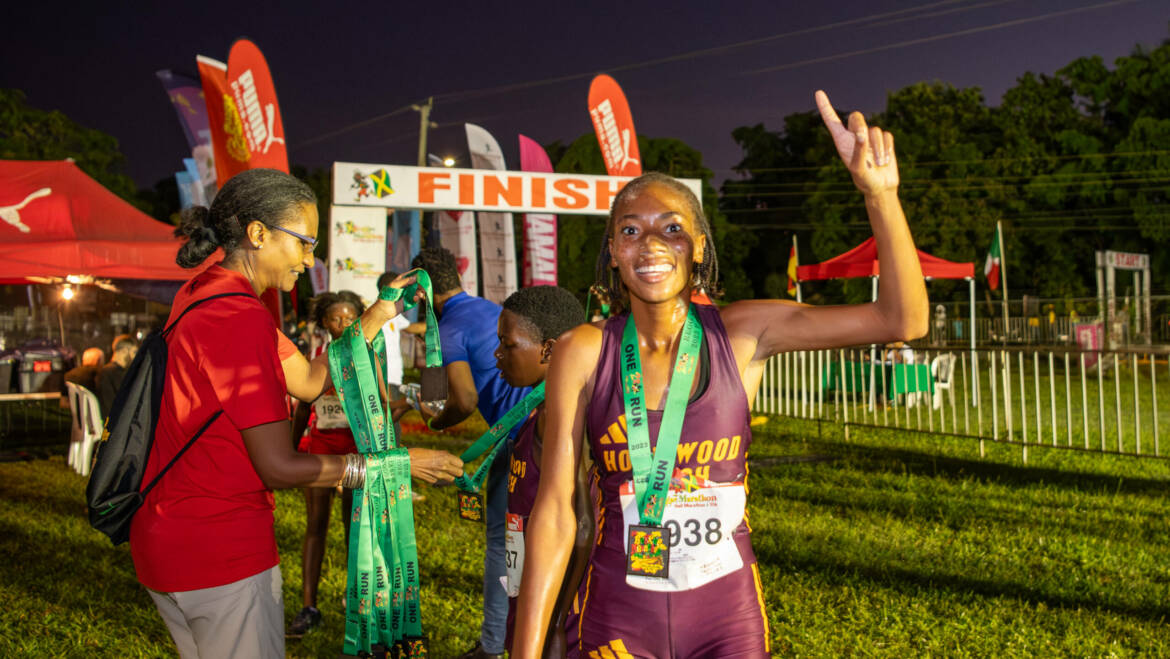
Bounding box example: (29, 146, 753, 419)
(96, 335, 138, 414)
(64, 346, 105, 393)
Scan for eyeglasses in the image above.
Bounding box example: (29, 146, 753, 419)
(266, 224, 318, 253)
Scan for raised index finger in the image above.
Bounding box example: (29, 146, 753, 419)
(815, 90, 843, 129)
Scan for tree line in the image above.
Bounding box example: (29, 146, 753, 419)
(3, 30, 1166, 309)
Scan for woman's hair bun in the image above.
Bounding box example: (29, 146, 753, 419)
(175, 206, 221, 268)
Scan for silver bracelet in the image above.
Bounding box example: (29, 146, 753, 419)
(341, 452, 366, 489)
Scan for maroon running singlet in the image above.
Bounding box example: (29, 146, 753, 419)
(575, 303, 770, 659)
(504, 412, 540, 651)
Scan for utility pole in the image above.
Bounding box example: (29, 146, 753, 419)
(412, 97, 434, 167)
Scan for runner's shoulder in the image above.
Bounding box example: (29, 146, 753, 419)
(550, 322, 604, 378)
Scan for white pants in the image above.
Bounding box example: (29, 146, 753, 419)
(147, 565, 284, 659)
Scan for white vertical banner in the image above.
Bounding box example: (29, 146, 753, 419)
(438, 210, 479, 296)
(466, 123, 517, 304)
(329, 205, 387, 304)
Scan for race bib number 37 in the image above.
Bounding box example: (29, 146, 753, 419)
(619, 473, 745, 592)
(504, 513, 525, 597)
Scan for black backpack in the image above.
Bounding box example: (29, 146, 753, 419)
(86, 292, 251, 545)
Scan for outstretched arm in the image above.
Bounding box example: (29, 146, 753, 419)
(282, 271, 426, 402)
(723, 90, 928, 367)
(512, 324, 599, 658)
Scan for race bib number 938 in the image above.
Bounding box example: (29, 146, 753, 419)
(619, 473, 745, 592)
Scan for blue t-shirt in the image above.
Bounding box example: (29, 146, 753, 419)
(438, 292, 529, 426)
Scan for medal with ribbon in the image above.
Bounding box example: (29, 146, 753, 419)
(452, 382, 544, 522)
(329, 271, 441, 658)
(620, 305, 703, 579)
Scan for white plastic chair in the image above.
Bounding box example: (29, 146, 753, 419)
(65, 382, 83, 471)
(931, 353, 957, 410)
(65, 382, 102, 476)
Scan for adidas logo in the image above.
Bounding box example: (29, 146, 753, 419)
(588, 639, 634, 659)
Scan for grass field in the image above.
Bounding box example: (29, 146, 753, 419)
(1, 413, 1168, 657)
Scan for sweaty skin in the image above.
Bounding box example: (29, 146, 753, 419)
(512, 90, 928, 657)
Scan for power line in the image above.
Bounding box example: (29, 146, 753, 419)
(747, 0, 1138, 75)
(434, 0, 976, 104)
(289, 0, 1016, 152)
(728, 149, 1170, 176)
(723, 167, 1170, 188)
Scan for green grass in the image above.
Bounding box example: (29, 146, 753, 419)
(2, 414, 1169, 657)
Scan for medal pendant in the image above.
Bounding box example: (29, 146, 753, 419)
(391, 637, 429, 658)
(625, 524, 670, 579)
(455, 489, 485, 523)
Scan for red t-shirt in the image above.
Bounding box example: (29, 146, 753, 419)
(130, 265, 293, 592)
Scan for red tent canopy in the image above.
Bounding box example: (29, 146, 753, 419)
(796, 237, 974, 281)
(0, 160, 194, 281)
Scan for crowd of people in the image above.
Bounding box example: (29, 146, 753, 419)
(117, 90, 927, 658)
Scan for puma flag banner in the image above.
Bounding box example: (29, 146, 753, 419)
(588, 74, 642, 177)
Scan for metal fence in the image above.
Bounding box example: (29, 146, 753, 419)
(753, 345, 1169, 462)
(925, 295, 1170, 347)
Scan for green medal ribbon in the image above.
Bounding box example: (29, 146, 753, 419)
(330, 273, 442, 657)
(378, 271, 442, 369)
(453, 382, 545, 494)
(621, 305, 703, 526)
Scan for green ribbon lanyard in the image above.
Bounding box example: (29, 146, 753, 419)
(452, 383, 545, 521)
(378, 271, 442, 370)
(621, 305, 703, 527)
(329, 271, 440, 658)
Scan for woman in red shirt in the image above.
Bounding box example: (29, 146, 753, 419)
(132, 168, 462, 659)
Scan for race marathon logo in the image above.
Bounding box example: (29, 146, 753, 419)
(335, 219, 382, 243)
(350, 168, 394, 202)
(334, 257, 381, 278)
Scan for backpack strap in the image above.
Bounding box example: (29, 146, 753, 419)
(145, 290, 261, 495)
(139, 409, 223, 499)
(162, 292, 255, 337)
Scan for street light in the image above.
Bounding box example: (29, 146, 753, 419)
(442, 157, 456, 167)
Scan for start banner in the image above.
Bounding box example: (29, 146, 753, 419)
(335, 163, 700, 216)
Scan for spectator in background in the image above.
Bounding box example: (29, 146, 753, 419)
(96, 335, 138, 414)
(64, 347, 105, 393)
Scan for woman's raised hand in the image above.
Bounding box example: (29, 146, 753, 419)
(376, 268, 428, 317)
(816, 90, 899, 196)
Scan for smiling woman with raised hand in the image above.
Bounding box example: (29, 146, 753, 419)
(513, 91, 929, 658)
(132, 168, 462, 659)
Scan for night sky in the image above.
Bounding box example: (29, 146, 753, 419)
(3, 0, 1167, 191)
